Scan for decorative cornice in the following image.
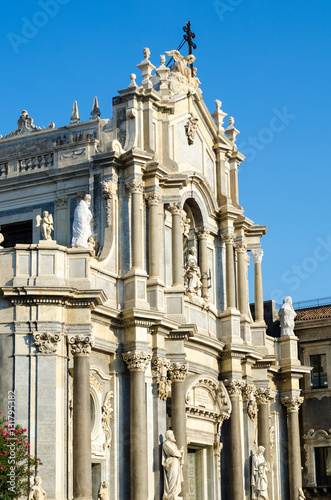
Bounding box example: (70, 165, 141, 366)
(33, 332, 61, 354)
(68, 334, 94, 355)
(2, 287, 106, 309)
(169, 202, 182, 215)
(255, 388, 271, 405)
(151, 357, 171, 400)
(281, 395, 304, 412)
(145, 192, 162, 206)
(168, 362, 188, 381)
(224, 379, 245, 397)
(122, 351, 152, 372)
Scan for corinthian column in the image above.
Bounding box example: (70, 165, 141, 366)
(255, 388, 271, 461)
(68, 335, 93, 500)
(169, 203, 184, 286)
(221, 232, 236, 309)
(123, 351, 152, 500)
(225, 379, 245, 499)
(196, 228, 210, 300)
(169, 362, 188, 499)
(146, 192, 162, 278)
(236, 240, 248, 316)
(281, 396, 304, 500)
(251, 248, 264, 322)
(127, 178, 144, 269)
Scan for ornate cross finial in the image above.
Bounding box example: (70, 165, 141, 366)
(183, 21, 196, 76)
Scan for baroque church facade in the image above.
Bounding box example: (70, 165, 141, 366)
(0, 47, 310, 500)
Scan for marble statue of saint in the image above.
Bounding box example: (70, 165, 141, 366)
(252, 446, 269, 500)
(28, 476, 46, 500)
(184, 247, 202, 295)
(98, 481, 110, 500)
(279, 296, 296, 336)
(162, 430, 184, 500)
(71, 194, 93, 249)
(36, 211, 54, 240)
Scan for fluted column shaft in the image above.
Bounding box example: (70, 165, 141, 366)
(226, 380, 244, 498)
(170, 203, 184, 286)
(197, 228, 210, 300)
(69, 335, 93, 500)
(222, 233, 236, 308)
(127, 179, 143, 269)
(146, 192, 162, 278)
(282, 396, 304, 500)
(169, 363, 188, 499)
(252, 248, 264, 321)
(236, 241, 248, 316)
(123, 351, 151, 500)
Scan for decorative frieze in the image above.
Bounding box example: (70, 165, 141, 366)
(281, 395, 304, 412)
(68, 334, 94, 355)
(33, 332, 61, 354)
(122, 351, 152, 372)
(151, 357, 171, 400)
(168, 362, 188, 382)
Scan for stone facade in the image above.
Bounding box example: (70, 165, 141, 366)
(0, 48, 310, 500)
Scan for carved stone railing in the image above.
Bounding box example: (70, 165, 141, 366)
(19, 153, 54, 172)
(0, 162, 8, 176)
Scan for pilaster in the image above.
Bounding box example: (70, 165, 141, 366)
(169, 202, 184, 287)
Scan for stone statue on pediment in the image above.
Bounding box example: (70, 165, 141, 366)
(279, 296, 296, 336)
(71, 194, 93, 249)
(162, 430, 184, 500)
(36, 211, 54, 240)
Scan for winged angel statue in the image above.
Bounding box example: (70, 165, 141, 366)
(165, 50, 200, 91)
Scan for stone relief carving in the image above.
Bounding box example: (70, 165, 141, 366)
(122, 351, 152, 372)
(90, 373, 103, 392)
(186, 377, 231, 423)
(279, 296, 297, 336)
(242, 383, 258, 444)
(71, 194, 93, 249)
(151, 357, 171, 400)
(68, 335, 93, 355)
(28, 476, 46, 500)
(60, 148, 85, 160)
(36, 211, 54, 240)
(185, 115, 199, 145)
(101, 391, 114, 449)
(162, 430, 184, 500)
(165, 50, 199, 94)
(33, 332, 60, 354)
(252, 446, 270, 500)
(98, 482, 110, 500)
(101, 179, 113, 228)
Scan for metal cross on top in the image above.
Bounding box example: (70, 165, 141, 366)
(183, 21, 197, 76)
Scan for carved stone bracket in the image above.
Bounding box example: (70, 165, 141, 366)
(281, 395, 304, 412)
(224, 379, 245, 397)
(33, 332, 61, 354)
(68, 334, 94, 356)
(256, 388, 271, 405)
(101, 391, 114, 449)
(122, 351, 152, 372)
(145, 192, 162, 206)
(101, 179, 113, 228)
(168, 362, 188, 382)
(151, 357, 171, 400)
(126, 178, 144, 195)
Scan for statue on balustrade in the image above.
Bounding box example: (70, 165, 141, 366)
(279, 296, 296, 336)
(36, 211, 54, 240)
(162, 430, 184, 500)
(252, 446, 269, 499)
(71, 194, 93, 249)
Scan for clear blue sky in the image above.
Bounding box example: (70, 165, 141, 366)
(0, 0, 330, 305)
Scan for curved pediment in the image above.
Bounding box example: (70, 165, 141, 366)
(185, 374, 231, 422)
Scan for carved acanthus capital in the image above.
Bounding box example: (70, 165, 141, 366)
(122, 351, 152, 372)
(151, 357, 171, 400)
(126, 178, 144, 194)
(196, 227, 210, 240)
(281, 395, 304, 412)
(169, 202, 182, 216)
(256, 388, 271, 405)
(224, 379, 245, 397)
(235, 239, 247, 253)
(33, 332, 61, 354)
(68, 334, 93, 355)
(221, 232, 235, 245)
(145, 192, 162, 206)
(251, 248, 264, 264)
(242, 382, 256, 401)
(55, 195, 68, 209)
(168, 362, 188, 382)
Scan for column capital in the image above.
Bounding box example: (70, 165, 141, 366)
(169, 202, 182, 215)
(251, 248, 264, 263)
(281, 395, 304, 412)
(145, 191, 162, 206)
(221, 232, 235, 244)
(168, 362, 188, 381)
(241, 381, 256, 401)
(126, 178, 144, 194)
(34, 332, 61, 354)
(255, 387, 271, 404)
(122, 350, 152, 372)
(196, 227, 210, 240)
(224, 379, 245, 397)
(151, 357, 171, 400)
(68, 334, 93, 356)
(235, 239, 247, 253)
(55, 195, 68, 209)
